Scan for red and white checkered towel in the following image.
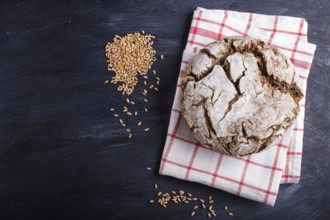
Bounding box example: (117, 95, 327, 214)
(159, 7, 316, 206)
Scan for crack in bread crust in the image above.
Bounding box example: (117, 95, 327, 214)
(181, 36, 303, 156)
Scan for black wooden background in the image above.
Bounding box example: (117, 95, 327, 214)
(0, 0, 329, 219)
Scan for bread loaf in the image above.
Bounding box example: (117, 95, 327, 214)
(181, 36, 303, 156)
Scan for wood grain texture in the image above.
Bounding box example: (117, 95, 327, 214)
(0, 0, 329, 219)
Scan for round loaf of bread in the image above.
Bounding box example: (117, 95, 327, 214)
(181, 36, 303, 156)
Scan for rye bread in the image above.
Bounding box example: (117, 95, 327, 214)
(181, 36, 303, 156)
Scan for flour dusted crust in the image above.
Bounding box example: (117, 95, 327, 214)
(181, 36, 303, 156)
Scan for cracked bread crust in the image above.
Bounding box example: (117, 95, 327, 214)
(181, 36, 303, 156)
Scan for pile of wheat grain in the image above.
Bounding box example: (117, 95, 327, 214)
(105, 32, 156, 95)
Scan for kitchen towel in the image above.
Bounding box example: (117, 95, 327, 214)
(159, 7, 316, 206)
